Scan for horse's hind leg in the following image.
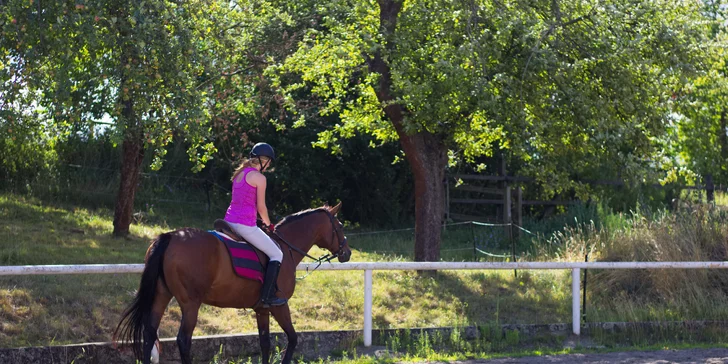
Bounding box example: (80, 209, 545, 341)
(176, 300, 202, 364)
(144, 280, 172, 364)
(270, 304, 297, 364)
(255, 309, 271, 364)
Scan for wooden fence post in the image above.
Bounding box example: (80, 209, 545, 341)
(444, 177, 450, 230)
(706, 174, 714, 203)
(499, 156, 507, 221)
(515, 186, 523, 239)
(504, 185, 512, 234)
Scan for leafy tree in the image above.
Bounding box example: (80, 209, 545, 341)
(265, 0, 706, 261)
(0, 104, 58, 189)
(675, 1, 728, 183)
(1, 0, 224, 236)
(211, 111, 415, 226)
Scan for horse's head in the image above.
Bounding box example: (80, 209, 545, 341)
(274, 202, 351, 263)
(322, 202, 351, 263)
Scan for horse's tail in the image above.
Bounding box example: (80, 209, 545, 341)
(113, 232, 172, 360)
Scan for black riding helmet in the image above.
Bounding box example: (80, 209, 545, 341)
(249, 142, 275, 171)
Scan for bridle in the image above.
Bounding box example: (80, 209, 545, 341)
(271, 210, 348, 279)
(324, 210, 348, 260)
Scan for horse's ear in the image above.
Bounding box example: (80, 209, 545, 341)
(330, 201, 342, 216)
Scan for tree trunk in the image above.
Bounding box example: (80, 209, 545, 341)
(112, 5, 144, 237)
(369, 0, 447, 261)
(112, 103, 144, 237)
(407, 133, 447, 261)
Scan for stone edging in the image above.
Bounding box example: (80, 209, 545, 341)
(1, 321, 726, 364)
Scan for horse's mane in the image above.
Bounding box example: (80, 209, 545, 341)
(276, 207, 328, 227)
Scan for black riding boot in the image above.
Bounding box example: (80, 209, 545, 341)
(261, 261, 287, 307)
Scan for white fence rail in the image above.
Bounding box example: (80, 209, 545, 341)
(3, 261, 728, 346)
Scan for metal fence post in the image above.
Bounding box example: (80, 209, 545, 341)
(364, 269, 373, 346)
(572, 268, 581, 335)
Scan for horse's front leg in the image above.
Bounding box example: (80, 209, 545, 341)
(270, 304, 297, 364)
(255, 309, 272, 364)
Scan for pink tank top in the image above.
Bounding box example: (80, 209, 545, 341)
(224, 167, 258, 226)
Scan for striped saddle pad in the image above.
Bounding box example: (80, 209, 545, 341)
(208, 230, 264, 283)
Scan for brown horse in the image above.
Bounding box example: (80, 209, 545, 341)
(114, 202, 351, 364)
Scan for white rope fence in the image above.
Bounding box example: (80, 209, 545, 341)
(346, 220, 534, 236)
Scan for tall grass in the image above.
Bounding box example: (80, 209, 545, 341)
(528, 202, 728, 323)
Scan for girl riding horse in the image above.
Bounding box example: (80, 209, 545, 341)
(113, 144, 351, 364)
(225, 142, 286, 307)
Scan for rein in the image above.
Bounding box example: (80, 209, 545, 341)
(271, 231, 336, 280)
(269, 210, 347, 280)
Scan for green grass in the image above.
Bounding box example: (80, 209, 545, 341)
(3, 191, 728, 355)
(0, 193, 572, 349)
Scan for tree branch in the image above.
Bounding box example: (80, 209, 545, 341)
(552, 0, 562, 24)
(194, 60, 267, 90)
(541, 7, 596, 39)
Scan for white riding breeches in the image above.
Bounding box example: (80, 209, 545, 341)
(225, 221, 283, 262)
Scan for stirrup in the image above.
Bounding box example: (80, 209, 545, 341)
(261, 296, 287, 308)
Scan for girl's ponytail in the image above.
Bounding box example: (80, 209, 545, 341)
(231, 159, 253, 181)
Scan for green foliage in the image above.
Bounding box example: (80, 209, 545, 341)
(0, 0, 722, 237)
(0, 110, 57, 189)
(674, 3, 728, 183)
(267, 0, 707, 197)
(0, 0, 228, 171)
(238, 127, 415, 226)
(0, 0, 254, 234)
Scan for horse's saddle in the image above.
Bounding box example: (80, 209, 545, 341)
(212, 219, 278, 283)
(213, 219, 245, 241)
